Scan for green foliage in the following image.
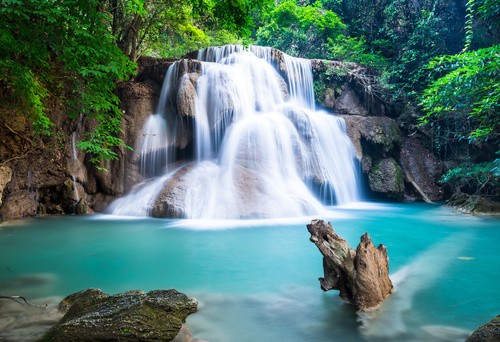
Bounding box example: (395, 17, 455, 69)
(110, 0, 272, 59)
(327, 36, 388, 68)
(0, 0, 136, 165)
(420, 44, 500, 143)
(439, 157, 500, 196)
(257, 0, 345, 58)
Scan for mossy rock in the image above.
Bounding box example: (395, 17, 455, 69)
(368, 158, 405, 199)
(466, 315, 500, 342)
(37, 289, 198, 342)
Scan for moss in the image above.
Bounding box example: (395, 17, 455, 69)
(368, 158, 405, 198)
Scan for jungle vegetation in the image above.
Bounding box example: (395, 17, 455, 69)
(0, 0, 498, 196)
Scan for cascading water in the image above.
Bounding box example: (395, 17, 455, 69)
(109, 45, 361, 219)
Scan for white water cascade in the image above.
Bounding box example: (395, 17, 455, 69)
(109, 45, 361, 219)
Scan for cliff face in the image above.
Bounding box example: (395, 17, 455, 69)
(311, 59, 443, 202)
(0, 52, 445, 222)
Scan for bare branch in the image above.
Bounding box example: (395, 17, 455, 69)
(0, 295, 48, 309)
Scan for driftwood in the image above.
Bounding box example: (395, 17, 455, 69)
(307, 219, 393, 311)
(0, 295, 48, 309)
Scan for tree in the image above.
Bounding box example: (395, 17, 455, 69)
(107, 0, 274, 59)
(257, 0, 345, 58)
(419, 0, 500, 197)
(0, 0, 136, 165)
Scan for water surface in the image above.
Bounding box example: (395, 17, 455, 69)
(0, 203, 498, 341)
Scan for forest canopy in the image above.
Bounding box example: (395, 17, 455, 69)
(0, 0, 498, 195)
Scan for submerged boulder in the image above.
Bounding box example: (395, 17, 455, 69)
(306, 219, 393, 311)
(37, 288, 198, 342)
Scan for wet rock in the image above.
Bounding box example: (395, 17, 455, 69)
(466, 315, 500, 342)
(151, 164, 194, 218)
(368, 158, 405, 199)
(306, 219, 393, 311)
(400, 137, 443, 202)
(335, 83, 368, 116)
(341, 115, 401, 158)
(37, 288, 198, 342)
(0, 165, 12, 206)
(134, 56, 177, 87)
(177, 73, 200, 118)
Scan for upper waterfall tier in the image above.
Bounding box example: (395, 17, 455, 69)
(109, 45, 361, 219)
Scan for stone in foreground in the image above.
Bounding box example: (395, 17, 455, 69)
(466, 315, 500, 342)
(37, 288, 198, 342)
(307, 219, 393, 311)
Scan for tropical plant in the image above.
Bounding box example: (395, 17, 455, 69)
(0, 0, 137, 165)
(257, 0, 345, 58)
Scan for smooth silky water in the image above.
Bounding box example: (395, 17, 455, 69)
(1, 203, 499, 341)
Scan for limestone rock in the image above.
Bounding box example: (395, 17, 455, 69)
(151, 164, 193, 219)
(0, 165, 12, 206)
(341, 115, 401, 157)
(37, 288, 198, 342)
(466, 315, 500, 342)
(368, 158, 405, 199)
(400, 137, 443, 201)
(335, 83, 368, 116)
(306, 219, 393, 311)
(177, 73, 199, 117)
(0, 193, 38, 221)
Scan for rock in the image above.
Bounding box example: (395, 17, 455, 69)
(466, 315, 500, 342)
(335, 83, 368, 116)
(306, 219, 393, 311)
(151, 162, 268, 219)
(368, 158, 405, 199)
(0, 165, 12, 206)
(400, 137, 443, 202)
(446, 193, 500, 215)
(0, 193, 38, 221)
(151, 163, 194, 218)
(37, 288, 198, 342)
(177, 73, 199, 117)
(341, 115, 401, 158)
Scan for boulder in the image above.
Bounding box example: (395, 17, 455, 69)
(0, 193, 38, 221)
(400, 137, 443, 202)
(306, 219, 393, 311)
(341, 115, 401, 157)
(37, 288, 198, 342)
(177, 73, 199, 118)
(335, 83, 368, 116)
(151, 163, 194, 218)
(368, 158, 405, 199)
(466, 315, 500, 342)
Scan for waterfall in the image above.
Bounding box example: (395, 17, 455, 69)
(109, 45, 361, 219)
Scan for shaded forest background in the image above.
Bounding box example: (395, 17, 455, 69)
(1, 0, 498, 199)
